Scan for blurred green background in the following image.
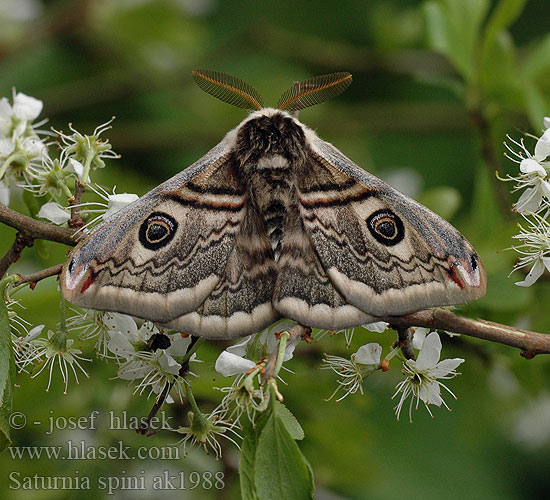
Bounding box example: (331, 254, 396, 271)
(1, 0, 550, 498)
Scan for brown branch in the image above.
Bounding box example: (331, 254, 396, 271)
(68, 180, 86, 229)
(0, 232, 34, 278)
(386, 308, 550, 358)
(0, 204, 77, 246)
(16, 264, 63, 288)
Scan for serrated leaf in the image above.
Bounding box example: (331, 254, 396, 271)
(0, 289, 14, 450)
(273, 401, 305, 440)
(192, 69, 264, 110)
(277, 72, 352, 111)
(254, 413, 314, 500)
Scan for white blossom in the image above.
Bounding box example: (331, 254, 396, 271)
(503, 124, 550, 213)
(173, 410, 241, 459)
(103, 192, 139, 219)
(53, 118, 119, 182)
(509, 212, 550, 286)
(392, 331, 464, 421)
(215, 351, 256, 377)
(73, 185, 139, 232)
(37, 202, 70, 225)
(104, 313, 196, 403)
(21, 329, 90, 393)
(321, 343, 383, 401)
(214, 320, 299, 378)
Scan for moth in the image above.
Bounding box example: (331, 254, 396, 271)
(61, 70, 487, 339)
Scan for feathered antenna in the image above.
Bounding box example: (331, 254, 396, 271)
(192, 69, 264, 111)
(277, 72, 352, 112)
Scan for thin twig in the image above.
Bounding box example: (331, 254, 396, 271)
(385, 308, 550, 358)
(137, 382, 172, 437)
(0, 205, 77, 246)
(16, 264, 63, 288)
(0, 232, 34, 278)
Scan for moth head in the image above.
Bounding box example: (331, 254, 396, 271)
(192, 69, 352, 113)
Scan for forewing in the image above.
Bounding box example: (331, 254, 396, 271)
(61, 136, 248, 325)
(296, 139, 487, 317)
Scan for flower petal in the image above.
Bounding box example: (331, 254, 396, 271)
(412, 327, 429, 350)
(419, 380, 443, 406)
(520, 158, 546, 175)
(104, 193, 139, 219)
(431, 358, 464, 378)
(353, 343, 382, 366)
(515, 186, 542, 213)
(107, 331, 136, 358)
(158, 352, 181, 375)
(0, 137, 14, 156)
(118, 360, 149, 380)
(226, 335, 252, 357)
(37, 202, 70, 225)
(104, 312, 138, 338)
(0, 181, 10, 206)
(167, 333, 192, 357)
(67, 158, 84, 179)
(13, 92, 43, 121)
(415, 332, 441, 370)
(25, 324, 45, 341)
(540, 180, 550, 201)
(515, 258, 545, 287)
(215, 351, 255, 377)
(534, 129, 550, 162)
(362, 321, 388, 333)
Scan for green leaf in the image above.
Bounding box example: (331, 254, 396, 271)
(0, 286, 14, 451)
(423, 0, 490, 81)
(254, 412, 314, 500)
(520, 33, 550, 80)
(481, 0, 526, 63)
(240, 410, 271, 500)
(273, 401, 305, 440)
